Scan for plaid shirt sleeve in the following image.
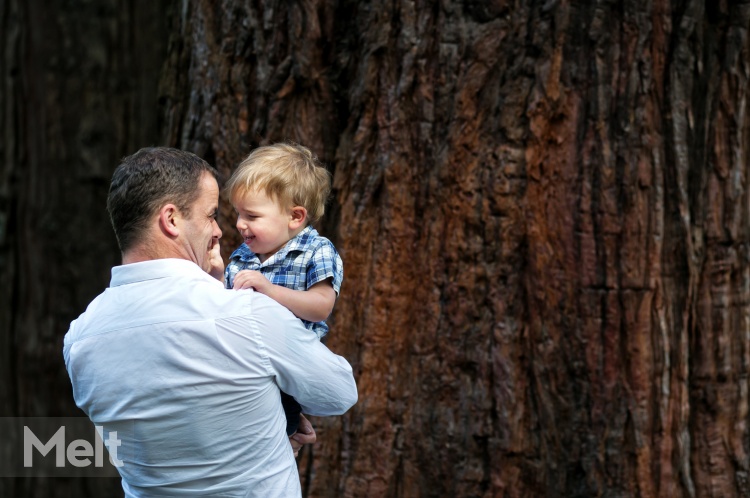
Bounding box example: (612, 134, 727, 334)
(224, 260, 239, 289)
(306, 240, 344, 295)
(224, 245, 259, 290)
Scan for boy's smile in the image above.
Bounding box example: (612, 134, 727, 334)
(233, 189, 305, 263)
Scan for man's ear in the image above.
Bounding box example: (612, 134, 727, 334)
(159, 204, 180, 237)
(289, 206, 308, 230)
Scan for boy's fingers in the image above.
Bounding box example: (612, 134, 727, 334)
(233, 279, 256, 291)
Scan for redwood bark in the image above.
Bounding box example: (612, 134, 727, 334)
(2, 0, 750, 497)
(164, 1, 750, 497)
(0, 0, 169, 495)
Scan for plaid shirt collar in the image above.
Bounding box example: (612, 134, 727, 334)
(230, 225, 318, 266)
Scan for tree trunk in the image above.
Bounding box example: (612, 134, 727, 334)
(3, 0, 750, 497)
(0, 0, 169, 495)
(164, 1, 750, 497)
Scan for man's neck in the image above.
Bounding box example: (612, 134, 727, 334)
(122, 242, 183, 265)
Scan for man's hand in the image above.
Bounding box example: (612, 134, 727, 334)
(233, 270, 271, 293)
(208, 239, 224, 282)
(289, 414, 316, 458)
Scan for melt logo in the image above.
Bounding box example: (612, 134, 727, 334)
(23, 425, 124, 468)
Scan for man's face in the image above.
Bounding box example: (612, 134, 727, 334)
(182, 172, 222, 273)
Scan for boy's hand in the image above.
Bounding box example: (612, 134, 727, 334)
(233, 270, 271, 293)
(208, 239, 224, 282)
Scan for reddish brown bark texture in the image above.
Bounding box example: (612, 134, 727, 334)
(164, 1, 750, 496)
(3, 0, 750, 497)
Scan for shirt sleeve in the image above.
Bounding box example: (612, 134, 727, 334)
(224, 260, 236, 289)
(306, 240, 344, 295)
(249, 293, 357, 416)
(225, 257, 251, 290)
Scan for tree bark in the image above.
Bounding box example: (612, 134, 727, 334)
(0, 0, 169, 495)
(3, 0, 750, 497)
(164, 1, 750, 497)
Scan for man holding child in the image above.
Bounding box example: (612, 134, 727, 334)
(63, 146, 357, 497)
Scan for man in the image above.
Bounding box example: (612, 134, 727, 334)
(63, 147, 357, 497)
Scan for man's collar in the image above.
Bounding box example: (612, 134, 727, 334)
(110, 258, 220, 287)
(275, 225, 316, 260)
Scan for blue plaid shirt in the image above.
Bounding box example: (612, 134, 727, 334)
(224, 226, 343, 338)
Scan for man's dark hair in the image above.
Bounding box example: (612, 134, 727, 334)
(107, 147, 218, 252)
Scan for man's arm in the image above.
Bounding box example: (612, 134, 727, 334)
(232, 271, 336, 323)
(254, 294, 357, 416)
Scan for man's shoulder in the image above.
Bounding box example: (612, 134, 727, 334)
(68, 271, 261, 336)
(205, 285, 297, 322)
(194, 281, 259, 316)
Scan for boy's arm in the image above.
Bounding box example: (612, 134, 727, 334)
(233, 270, 336, 323)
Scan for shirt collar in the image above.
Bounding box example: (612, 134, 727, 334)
(276, 225, 317, 259)
(110, 258, 222, 288)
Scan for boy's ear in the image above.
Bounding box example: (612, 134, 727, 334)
(289, 206, 307, 229)
(159, 204, 180, 237)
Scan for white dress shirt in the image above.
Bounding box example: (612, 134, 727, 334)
(63, 258, 358, 497)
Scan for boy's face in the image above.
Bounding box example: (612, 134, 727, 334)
(233, 189, 296, 262)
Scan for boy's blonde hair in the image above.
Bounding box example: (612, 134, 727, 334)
(225, 143, 331, 224)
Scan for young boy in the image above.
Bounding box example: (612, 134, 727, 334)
(223, 142, 344, 436)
